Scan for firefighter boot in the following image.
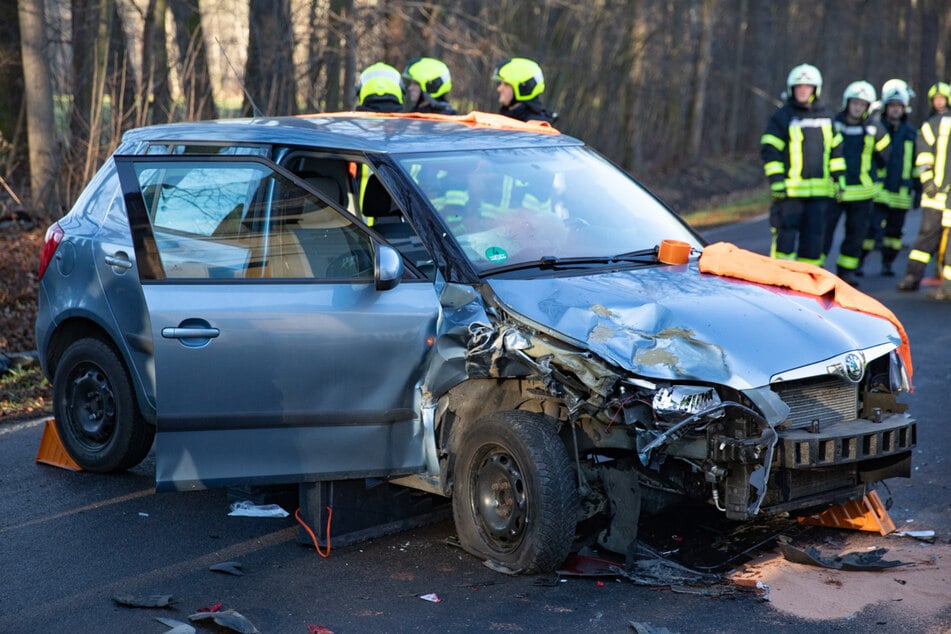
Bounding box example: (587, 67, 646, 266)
(896, 274, 920, 291)
(926, 280, 951, 301)
(837, 266, 860, 287)
(881, 254, 895, 277)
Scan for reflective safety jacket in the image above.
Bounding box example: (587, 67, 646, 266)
(411, 94, 457, 115)
(761, 98, 845, 198)
(917, 112, 951, 213)
(834, 112, 891, 202)
(500, 98, 555, 125)
(875, 116, 918, 209)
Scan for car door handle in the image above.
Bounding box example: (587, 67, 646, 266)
(161, 327, 221, 339)
(104, 254, 133, 270)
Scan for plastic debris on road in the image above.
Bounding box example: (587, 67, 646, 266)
(419, 593, 442, 603)
(894, 529, 936, 542)
(209, 561, 245, 576)
(155, 616, 197, 633)
(112, 593, 174, 608)
(189, 608, 259, 633)
(777, 539, 908, 571)
(228, 500, 289, 518)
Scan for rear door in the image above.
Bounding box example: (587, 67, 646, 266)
(114, 155, 439, 491)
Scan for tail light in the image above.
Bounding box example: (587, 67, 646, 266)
(38, 222, 65, 280)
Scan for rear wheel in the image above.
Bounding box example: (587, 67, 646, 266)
(452, 411, 577, 573)
(52, 337, 154, 472)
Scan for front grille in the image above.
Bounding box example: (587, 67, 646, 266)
(773, 376, 858, 429)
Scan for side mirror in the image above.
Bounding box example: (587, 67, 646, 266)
(375, 243, 403, 291)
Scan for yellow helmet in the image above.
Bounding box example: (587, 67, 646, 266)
(928, 82, 951, 100)
(357, 63, 403, 105)
(402, 57, 452, 99)
(493, 57, 545, 101)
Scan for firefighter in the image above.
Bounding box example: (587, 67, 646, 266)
(761, 63, 845, 264)
(897, 85, 951, 298)
(355, 62, 404, 113)
(823, 81, 891, 285)
(926, 81, 950, 116)
(402, 57, 457, 115)
(493, 57, 555, 124)
(860, 79, 918, 277)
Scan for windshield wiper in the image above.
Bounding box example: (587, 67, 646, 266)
(481, 250, 661, 276)
(611, 247, 662, 261)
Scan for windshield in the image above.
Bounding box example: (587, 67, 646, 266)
(395, 146, 700, 274)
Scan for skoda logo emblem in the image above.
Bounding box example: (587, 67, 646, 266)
(843, 353, 865, 382)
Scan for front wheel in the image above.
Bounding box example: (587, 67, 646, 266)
(52, 337, 154, 472)
(452, 411, 578, 573)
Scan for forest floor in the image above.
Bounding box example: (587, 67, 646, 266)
(0, 155, 768, 422)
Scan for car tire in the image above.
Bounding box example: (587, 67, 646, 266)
(452, 410, 577, 574)
(52, 337, 154, 472)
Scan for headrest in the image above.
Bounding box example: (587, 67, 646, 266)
(302, 174, 346, 207)
(363, 175, 399, 217)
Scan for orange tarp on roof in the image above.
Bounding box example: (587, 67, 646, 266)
(306, 110, 560, 135)
(698, 241, 913, 387)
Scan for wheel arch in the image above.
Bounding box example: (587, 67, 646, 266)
(44, 316, 156, 425)
(437, 378, 569, 496)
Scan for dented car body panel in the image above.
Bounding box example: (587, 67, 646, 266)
(35, 113, 915, 572)
(485, 268, 902, 391)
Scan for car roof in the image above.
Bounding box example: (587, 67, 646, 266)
(121, 111, 585, 154)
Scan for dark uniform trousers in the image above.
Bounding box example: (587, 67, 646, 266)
(771, 196, 829, 262)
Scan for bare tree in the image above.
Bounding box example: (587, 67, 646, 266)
(724, 0, 749, 154)
(8, 0, 951, 215)
(243, 0, 296, 116)
(0, 1, 24, 175)
(169, 0, 217, 120)
(18, 0, 60, 217)
(687, 0, 715, 159)
(140, 0, 173, 124)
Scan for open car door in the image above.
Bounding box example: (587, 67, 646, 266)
(115, 155, 439, 491)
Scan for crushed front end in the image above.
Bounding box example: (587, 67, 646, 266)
(468, 316, 915, 528)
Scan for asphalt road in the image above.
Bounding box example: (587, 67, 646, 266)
(1, 210, 948, 633)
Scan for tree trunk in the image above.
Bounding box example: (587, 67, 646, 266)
(18, 0, 60, 217)
(243, 0, 297, 116)
(725, 0, 748, 154)
(169, 0, 217, 120)
(304, 0, 325, 113)
(141, 0, 173, 125)
(0, 1, 23, 159)
(687, 0, 715, 159)
(69, 0, 112, 147)
(383, 0, 404, 64)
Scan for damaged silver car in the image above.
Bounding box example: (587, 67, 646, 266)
(36, 113, 915, 574)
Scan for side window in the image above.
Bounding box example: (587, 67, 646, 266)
(130, 159, 373, 281)
(286, 154, 436, 279)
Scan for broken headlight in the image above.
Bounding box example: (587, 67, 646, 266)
(652, 385, 721, 421)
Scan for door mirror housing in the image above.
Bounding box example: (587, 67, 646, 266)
(375, 243, 403, 290)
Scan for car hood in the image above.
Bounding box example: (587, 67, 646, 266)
(486, 264, 901, 389)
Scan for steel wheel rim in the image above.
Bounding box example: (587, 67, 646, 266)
(472, 446, 527, 551)
(64, 363, 117, 448)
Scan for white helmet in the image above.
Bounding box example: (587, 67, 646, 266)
(787, 63, 823, 98)
(842, 80, 876, 110)
(881, 78, 914, 110)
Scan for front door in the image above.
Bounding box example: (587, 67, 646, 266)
(115, 155, 438, 491)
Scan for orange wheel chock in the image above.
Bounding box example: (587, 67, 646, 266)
(35, 419, 83, 471)
(797, 490, 895, 535)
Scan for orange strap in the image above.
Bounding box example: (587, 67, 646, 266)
(698, 242, 913, 386)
